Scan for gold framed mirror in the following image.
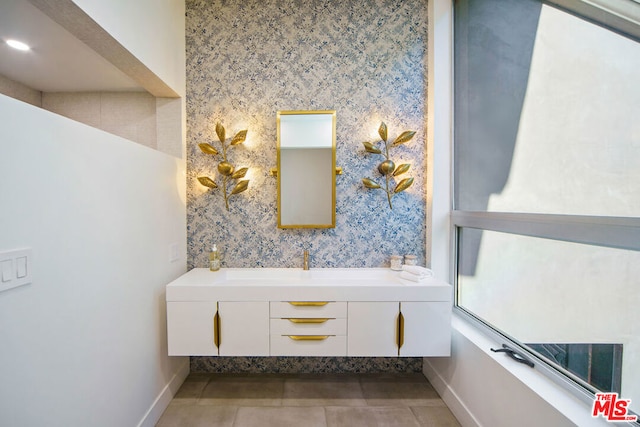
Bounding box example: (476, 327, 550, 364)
(276, 110, 336, 228)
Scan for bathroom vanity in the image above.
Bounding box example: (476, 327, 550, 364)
(166, 268, 452, 357)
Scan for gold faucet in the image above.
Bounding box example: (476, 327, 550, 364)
(303, 250, 309, 270)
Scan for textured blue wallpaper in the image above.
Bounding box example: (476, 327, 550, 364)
(186, 0, 427, 270)
(191, 356, 422, 374)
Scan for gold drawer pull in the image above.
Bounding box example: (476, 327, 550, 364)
(287, 335, 330, 341)
(397, 311, 405, 355)
(287, 318, 331, 324)
(213, 310, 221, 350)
(288, 301, 329, 307)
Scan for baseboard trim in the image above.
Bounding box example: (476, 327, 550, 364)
(423, 357, 481, 427)
(137, 359, 190, 427)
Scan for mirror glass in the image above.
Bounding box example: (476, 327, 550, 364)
(277, 110, 336, 228)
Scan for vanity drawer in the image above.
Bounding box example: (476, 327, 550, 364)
(270, 318, 347, 335)
(270, 334, 346, 356)
(270, 301, 346, 318)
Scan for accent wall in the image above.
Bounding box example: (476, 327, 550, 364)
(186, 0, 428, 269)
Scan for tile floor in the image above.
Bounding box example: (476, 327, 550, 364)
(156, 372, 461, 427)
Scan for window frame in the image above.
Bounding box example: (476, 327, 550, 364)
(450, 0, 640, 416)
(452, 218, 640, 403)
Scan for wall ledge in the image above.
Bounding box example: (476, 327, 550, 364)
(423, 314, 615, 427)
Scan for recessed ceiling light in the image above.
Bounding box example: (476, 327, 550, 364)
(6, 39, 30, 51)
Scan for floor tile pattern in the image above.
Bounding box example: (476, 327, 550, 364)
(157, 373, 460, 427)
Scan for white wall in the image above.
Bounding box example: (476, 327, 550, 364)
(71, 0, 186, 95)
(0, 2, 187, 426)
(426, 0, 452, 278)
(0, 93, 187, 426)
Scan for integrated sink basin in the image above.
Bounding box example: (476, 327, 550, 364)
(166, 267, 452, 302)
(225, 267, 401, 284)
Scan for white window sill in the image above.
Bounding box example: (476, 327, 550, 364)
(424, 313, 623, 427)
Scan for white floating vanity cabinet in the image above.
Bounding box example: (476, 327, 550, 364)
(348, 301, 451, 357)
(167, 301, 269, 356)
(166, 268, 452, 357)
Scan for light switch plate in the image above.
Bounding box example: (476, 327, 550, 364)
(1, 259, 13, 282)
(0, 248, 32, 292)
(16, 256, 28, 278)
(169, 243, 180, 262)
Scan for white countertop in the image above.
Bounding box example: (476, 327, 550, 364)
(166, 268, 453, 302)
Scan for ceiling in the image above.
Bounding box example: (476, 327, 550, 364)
(0, 0, 143, 93)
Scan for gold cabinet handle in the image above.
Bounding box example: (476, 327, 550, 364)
(287, 318, 331, 324)
(397, 311, 405, 355)
(213, 309, 221, 350)
(287, 335, 330, 341)
(288, 301, 329, 306)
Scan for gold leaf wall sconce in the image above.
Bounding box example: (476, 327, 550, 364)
(197, 122, 250, 211)
(361, 122, 416, 210)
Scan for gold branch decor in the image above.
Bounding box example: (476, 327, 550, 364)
(361, 122, 416, 210)
(197, 122, 249, 211)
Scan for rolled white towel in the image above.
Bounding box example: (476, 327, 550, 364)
(401, 265, 433, 278)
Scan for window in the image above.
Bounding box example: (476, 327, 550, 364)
(527, 343, 623, 394)
(453, 0, 640, 416)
